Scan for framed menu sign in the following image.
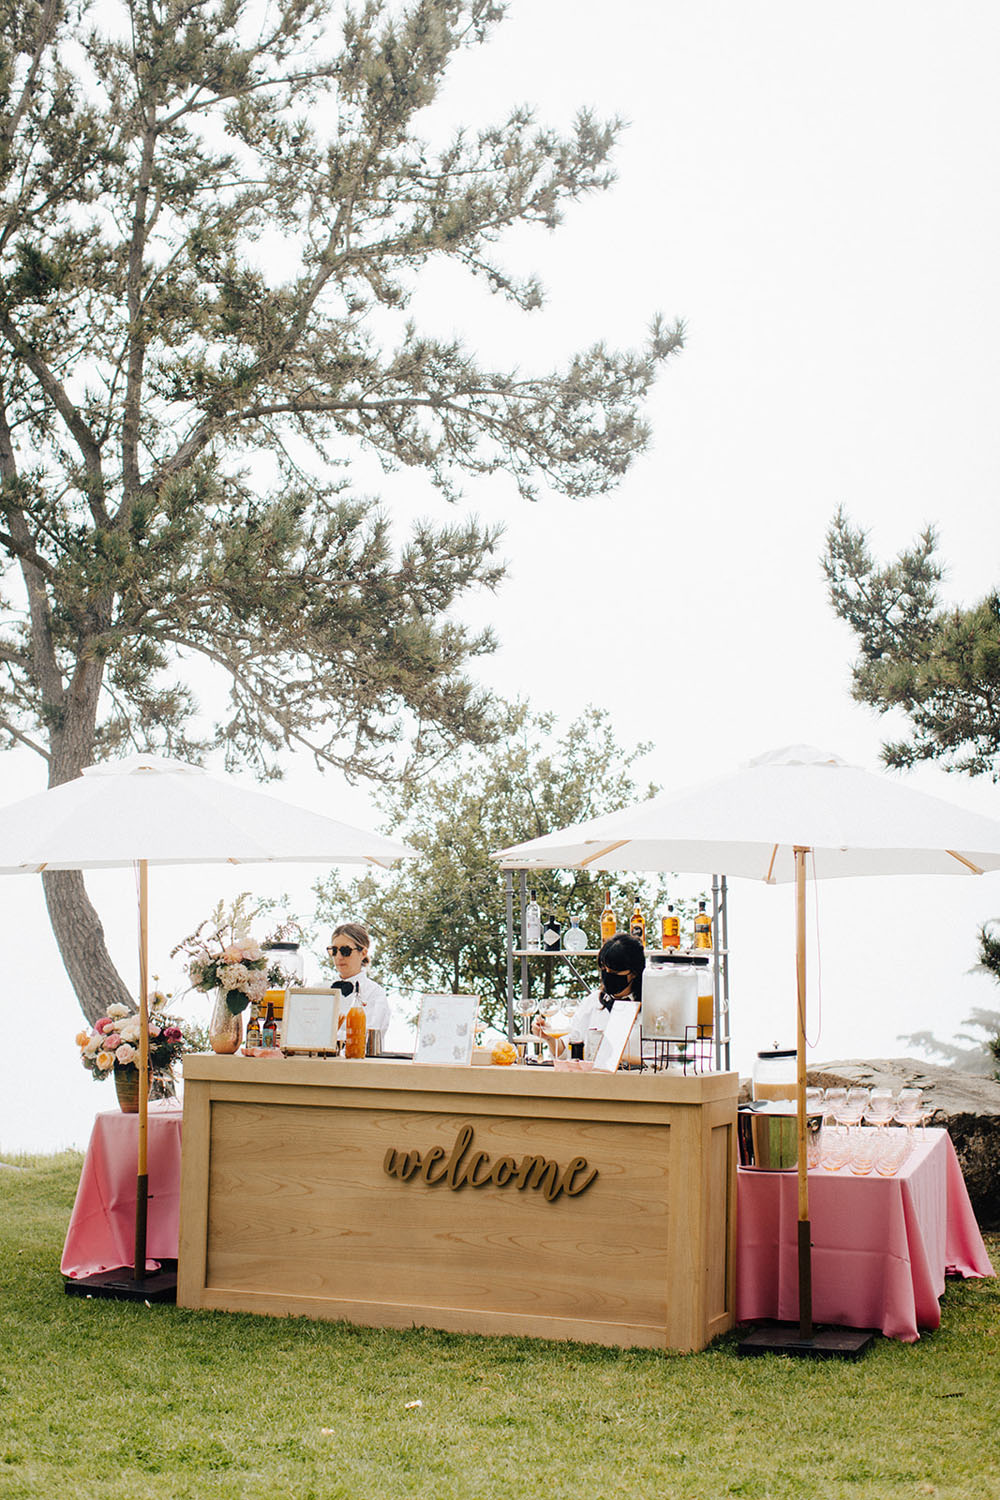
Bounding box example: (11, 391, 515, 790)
(281, 988, 343, 1054)
(413, 994, 479, 1067)
(593, 1000, 641, 1073)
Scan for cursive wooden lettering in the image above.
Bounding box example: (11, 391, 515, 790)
(383, 1126, 598, 1202)
(421, 1145, 447, 1184)
(561, 1155, 599, 1197)
(489, 1155, 519, 1187)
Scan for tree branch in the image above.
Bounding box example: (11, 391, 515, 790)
(0, 308, 107, 516)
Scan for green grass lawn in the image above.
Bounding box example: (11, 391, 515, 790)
(2, 1151, 998, 1500)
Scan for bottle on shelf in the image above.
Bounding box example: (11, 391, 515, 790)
(693, 899, 712, 951)
(600, 890, 617, 944)
(345, 998, 367, 1058)
(245, 1012, 262, 1048)
(524, 889, 542, 951)
(262, 1001, 278, 1048)
(695, 957, 714, 1038)
(629, 900, 646, 946)
(660, 904, 680, 950)
(542, 916, 562, 952)
(563, 915, 587, 952)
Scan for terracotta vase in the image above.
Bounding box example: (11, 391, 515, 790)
(114, 1064, 141, 1113)
(209, 990, 242, 1054)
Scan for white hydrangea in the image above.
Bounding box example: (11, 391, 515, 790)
(218, 962, 251, 993)
(243, 971, 270, 1003)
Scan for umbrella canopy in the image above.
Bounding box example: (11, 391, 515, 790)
(0, 753, 415, 1283)
(493, 744, 1000, 879)
(492, 743, 1000, 1344)
(0, 753, 415, 871)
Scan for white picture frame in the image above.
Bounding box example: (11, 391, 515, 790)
(413, 993, 479, 1067)
(281, 987, 344, 1054)
(593, 1000, 641, 1072)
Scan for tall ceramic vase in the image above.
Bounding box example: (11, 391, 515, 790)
(114, 1064, 141, 1113)
(209, 990, 242, 1054)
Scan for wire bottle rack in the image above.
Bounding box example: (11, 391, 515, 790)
(640, 1024, 715, 1075)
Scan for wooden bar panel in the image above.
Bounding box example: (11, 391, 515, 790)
(178, 1057, 738, 1351)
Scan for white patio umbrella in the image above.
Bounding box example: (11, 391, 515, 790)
(0, 753, 416, 1284)
(493, 744, 1000, 1347)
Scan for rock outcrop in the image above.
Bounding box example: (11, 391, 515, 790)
(807, 1058, 1000, 1230)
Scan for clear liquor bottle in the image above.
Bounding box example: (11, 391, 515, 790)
(563, 916, 588, 952)
(524, 889, 542, 951)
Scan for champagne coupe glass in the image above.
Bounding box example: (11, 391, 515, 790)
(821, 1128, 850, 1171)
(895, 1087, 924, 1148)
(849, 1126, 878, 1175)
(831, 1087, 862, 1131)
(824, 1087, 847, 1130)
(514, 993, 536, 1058)
(865, 1087, 895, 1129)
(875, 1127, 910, 1176)
(537, 996, 560, 1058)
(544, 1005, 572, 1059)
(845, 1086, 870, 1124)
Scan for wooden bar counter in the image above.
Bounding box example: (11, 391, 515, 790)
(178, 1056, 738, 1351)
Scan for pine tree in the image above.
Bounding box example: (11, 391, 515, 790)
(824, 507, 1000, 777)
(0, 0, 682, 1020)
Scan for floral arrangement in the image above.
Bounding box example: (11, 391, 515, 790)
(172, 894, 288, 1015)
(77, 1001, 186, 1081)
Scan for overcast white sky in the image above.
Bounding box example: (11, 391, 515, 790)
(5, 0, 1000, 1151)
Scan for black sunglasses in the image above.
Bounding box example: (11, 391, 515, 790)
(327, 944, 360, 958)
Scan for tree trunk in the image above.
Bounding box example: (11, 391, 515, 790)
(39, 650, 138, 1025)
(43, 868, 137, 1025)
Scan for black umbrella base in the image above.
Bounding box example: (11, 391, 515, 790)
(736, 1321, 876, 1359)
(64, 1260, 177, 1304)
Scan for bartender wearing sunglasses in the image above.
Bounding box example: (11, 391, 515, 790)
(536, 933, 645, 1060)
(326, 922, 391, 1038)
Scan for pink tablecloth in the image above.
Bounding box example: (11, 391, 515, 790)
(736, 1127, 994, 1341)
(61, 1105, 184, 1278)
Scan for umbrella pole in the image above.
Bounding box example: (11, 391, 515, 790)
(794, 846, 813, 1340)
(134, 858, 149, 1281)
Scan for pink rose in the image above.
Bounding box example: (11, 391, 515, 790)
(95, 1017, 112, 1033)
(148, 1025, 161, 1038)
(163, 1026, 182, 1042)
(221, 944, 244, 963)
(105, 1034, 121, 1050)
(115, 1043, 136, 1066)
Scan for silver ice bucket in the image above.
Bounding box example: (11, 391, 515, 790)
(737, 1105, 823, 1171)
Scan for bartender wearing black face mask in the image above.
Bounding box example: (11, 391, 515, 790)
(537, 933, 646, 1059)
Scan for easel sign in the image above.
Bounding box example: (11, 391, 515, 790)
(414, 994, 479, 1066)
(282, 988, 343, 1055)
(593, 1000, 641, 1073)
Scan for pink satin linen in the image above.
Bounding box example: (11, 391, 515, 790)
(61, 1104, 184, 1277)
(736, 1128, 994, 1341)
